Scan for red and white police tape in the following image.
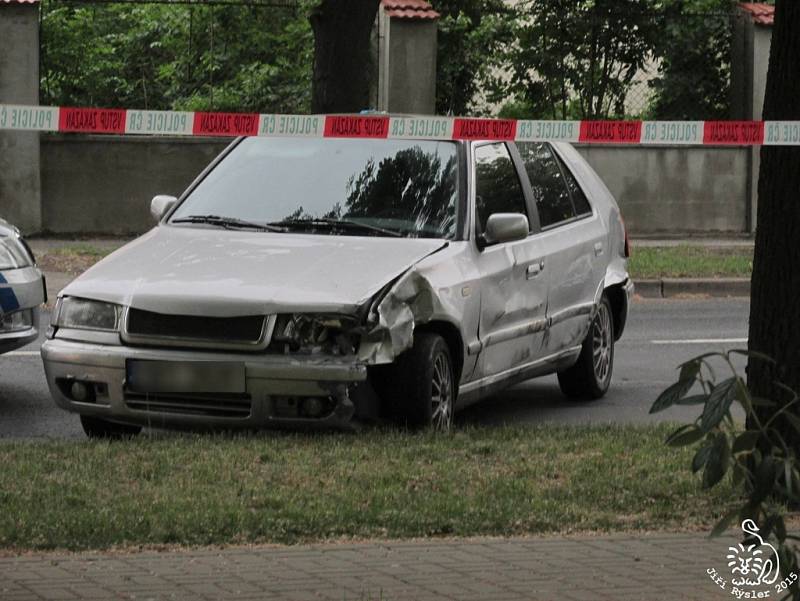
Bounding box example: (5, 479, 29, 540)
(2, 104, 800, 145)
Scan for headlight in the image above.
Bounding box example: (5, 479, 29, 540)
(0, 236, 33, 270)
(0, 309, 33, 332)
(271, 314, 360, 355)
(54, 297, 121, 331)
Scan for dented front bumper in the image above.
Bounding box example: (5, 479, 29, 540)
(40, 338, 368, 429)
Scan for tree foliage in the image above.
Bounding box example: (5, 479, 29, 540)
(40, 0, 378, 115)
(497, 0, 659, 120)
(651, 351, 800, 599)
(492, 0, 735, 119)
(40, 0, 740, 119)
(647, 0, 733, 119)
(434, 0, 512, 116)
(41, 0, 313, 113)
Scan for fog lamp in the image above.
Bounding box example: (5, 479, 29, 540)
(70, 381, 90, 402)
(303, 397, 326, 417)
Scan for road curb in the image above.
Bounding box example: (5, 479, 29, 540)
(634, 277, 750, 298)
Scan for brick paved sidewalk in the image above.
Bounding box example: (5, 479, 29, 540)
(0, 533, 742, 601)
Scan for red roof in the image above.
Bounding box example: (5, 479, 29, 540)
(382, 0, 439, 20)
(738, 2, 775, 26)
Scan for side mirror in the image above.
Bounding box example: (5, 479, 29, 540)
(480, 213, 529, 248)
(150, 195, 177, 223)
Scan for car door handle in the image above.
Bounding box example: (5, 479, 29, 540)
(526, 260, 545, 279)
(594, 242, 604, 256)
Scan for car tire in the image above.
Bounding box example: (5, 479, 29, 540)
(80, 415, 142, 439)
(557, 294, 614, 400)
(384, 332, 456, 431)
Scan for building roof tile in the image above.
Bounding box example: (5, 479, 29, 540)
(382, 0, 439, 20)
(738, 2, 775, 26)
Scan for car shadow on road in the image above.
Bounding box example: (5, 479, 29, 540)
(455, 376, 597, 427)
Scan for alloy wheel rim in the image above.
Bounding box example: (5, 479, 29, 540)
(431, 351, 454, 431)
(592, 303, 612, 384)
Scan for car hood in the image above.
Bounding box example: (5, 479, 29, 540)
(63, 226, 448, 316)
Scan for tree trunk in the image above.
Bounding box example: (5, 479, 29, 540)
(748, 0, 800, 438)
(310, 0, 381, 113)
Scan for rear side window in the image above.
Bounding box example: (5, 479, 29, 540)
(557, 155, 593, 216)
(474, 143, 529, 234)
(517, 142, 578, 228)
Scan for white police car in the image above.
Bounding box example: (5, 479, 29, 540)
(0, 218, 45, 354)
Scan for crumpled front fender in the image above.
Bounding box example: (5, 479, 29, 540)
(357, 269, 436, 364)
(357, 243, 477, 367)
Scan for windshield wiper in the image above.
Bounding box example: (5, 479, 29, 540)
(171, 214, 286, 233)
(269, 218, 404, 238)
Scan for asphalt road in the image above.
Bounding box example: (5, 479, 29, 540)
(0, 298, 750, 440)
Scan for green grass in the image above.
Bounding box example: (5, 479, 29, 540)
(629, 245, 753, 279)
(0, 424, 737, 551)
(37, 244, 117, 274)
(51, 243, 113, 258)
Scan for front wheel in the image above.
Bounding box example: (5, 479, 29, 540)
(381, 332, 456, 431)
(557, 295, 614, 400)
(80, 415, 142, 439)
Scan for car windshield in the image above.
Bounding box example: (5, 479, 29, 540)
(170, 137, 460, 239)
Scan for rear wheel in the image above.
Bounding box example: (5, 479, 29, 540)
(381, 332, 455, 431)
(557, 295, 614, 400)
(80, 415, 142, 439)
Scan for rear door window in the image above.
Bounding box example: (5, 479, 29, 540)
(474, 143, 530, 234)
(517, 142, 578, 229)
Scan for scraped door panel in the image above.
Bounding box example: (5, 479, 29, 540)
(474, 237, 549, 378)
(539, 217, 605, 356)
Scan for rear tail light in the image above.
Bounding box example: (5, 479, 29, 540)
(622, 217, 631, 258)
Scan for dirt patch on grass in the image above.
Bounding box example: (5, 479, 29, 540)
(37, 245, 113, 274)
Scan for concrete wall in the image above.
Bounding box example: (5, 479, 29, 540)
(730, 12, 772, 233)
(0, 4, 41, 234)
(751, 26, 772, 121)
(40, 136, 230, 234)
(386, 20, 437, 114)
(730, 14, 772, 120)
(37, 136, 750, 236)
(576, 145, 749, 234)
(374, 11, 437, 114)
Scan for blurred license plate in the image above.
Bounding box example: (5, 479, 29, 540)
(126, 360, 245, 394)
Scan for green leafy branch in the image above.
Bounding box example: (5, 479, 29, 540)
(651, 349, 800, 599)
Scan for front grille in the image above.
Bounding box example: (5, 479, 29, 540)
(125, 392, 252, 419)
(126, 308, 266, 345)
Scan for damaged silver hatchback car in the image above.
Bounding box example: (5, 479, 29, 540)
(41, 135, 632, 437)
